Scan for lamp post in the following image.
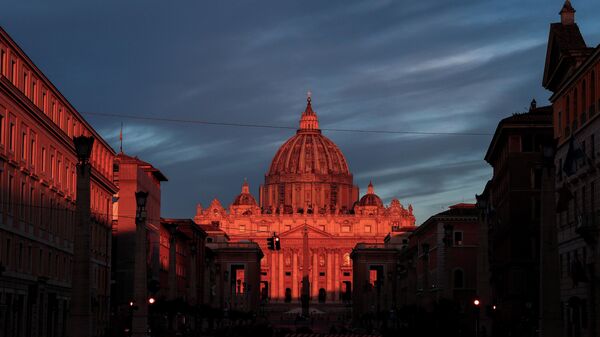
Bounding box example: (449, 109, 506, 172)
(539, 141, 561, 337)
(71, 136, 94, 337)
(132, 191, 149, 337)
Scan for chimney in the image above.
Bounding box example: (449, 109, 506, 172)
(560, 0, 575, 25)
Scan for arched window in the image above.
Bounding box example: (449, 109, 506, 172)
(453, 269, 464, 289)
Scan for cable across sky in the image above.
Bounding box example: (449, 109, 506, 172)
(81, 111, 494, 136)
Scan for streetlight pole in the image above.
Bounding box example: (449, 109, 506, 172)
(132, 191, 149, 337)
(539, 142, 561, 337)
(71, 136, 94, 337)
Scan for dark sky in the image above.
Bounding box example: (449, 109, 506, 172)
(3, 0, 600, 223)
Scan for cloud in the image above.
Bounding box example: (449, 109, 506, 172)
(3, 0, 600, 223)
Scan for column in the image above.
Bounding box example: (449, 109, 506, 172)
(278, 251, 284, 302)
(326, 250, 333, 301)
(292, 250, 299, 300)
(334, 250, 340, 302)
(270, 252, 277, 301)
(312, 249, 319, 298)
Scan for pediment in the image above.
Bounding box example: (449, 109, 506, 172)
(279, 224, 335, 239)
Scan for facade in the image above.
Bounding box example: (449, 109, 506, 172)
(198, 224, 263, 313)
(409, 203, 479, 311)
(194, 97, 416, 304)
(350, 239, 405, 324)
(110, 152, 167, 334)
(542, 1, 600, 336)
(0, 26, 117, 337)
(479, 100, 554, 337)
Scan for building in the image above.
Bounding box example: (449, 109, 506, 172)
(542, 1, 600, 336)
(197, 223, 263, 314)
(409, 204, 479, 310)
(110, 152, 167, 335)
(409, 203, 479, 335)
(194, 96, 416, 304)
(478, 100, 554, 337)
(0, 26, 117, 337)
(112, 153, 167, 307)
(350, 238, 404, 325)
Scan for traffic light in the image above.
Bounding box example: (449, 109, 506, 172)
(267, 237, 275, 250)
(275, 236, 281, 250)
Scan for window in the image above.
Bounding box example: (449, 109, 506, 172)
(51, 154, 55, 179)
(566, 96, 571, 125)
(558, 111, 562, 134)
(341, 225, 351, 233)
(20, 183, 25, 219)
(42, 91, 47, 113)
(23, 72, 28, 95)
(21, 130, 26, 160)
(319, 225, 325, 232)
(582, 80, 587, 116)
(592, 71, 596, 114)
(30, 137, 35, 166)
(454, 231, 463, 245)
(9, 122, 15, 151)
(0, 49, 5, 76)
(453, 269, 464, 289)
(592, 134, 596, 159)
(11, 60, 16, 83)
(0, 114, 3, 146)
(29, 188, 34, 222)
(8, 175, 13, 214)
(284, 225, 291, 232)
(508, 135, 521, 152)
(31, 80, 36, 104)
(239, 224, 245, 232)
(364, 225, 372, 233)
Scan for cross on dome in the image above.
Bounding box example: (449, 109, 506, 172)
(299, 94, 319, 131)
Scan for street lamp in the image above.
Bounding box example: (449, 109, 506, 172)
(74, 136, 94, 165)
(132, 191, 149, 337)
(135, 191, 148, 222)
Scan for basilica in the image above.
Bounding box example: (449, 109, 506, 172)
(194, 96, 416, 303)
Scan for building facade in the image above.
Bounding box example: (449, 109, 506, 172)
(542, 1, 600, 336)
(478, 100, 554, 337)
(194, 97, 416, 304)
(110, 152, 167, 335)
(0, 26, 117, 337)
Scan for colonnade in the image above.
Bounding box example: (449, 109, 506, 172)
(267, 248, 346, 302)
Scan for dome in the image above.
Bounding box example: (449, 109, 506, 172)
(267, 97, 350, 176)
(358, 181, 383, 207)
(232, 180, 257, 206)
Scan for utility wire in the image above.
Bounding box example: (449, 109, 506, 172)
(81, 111, 493, 137)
